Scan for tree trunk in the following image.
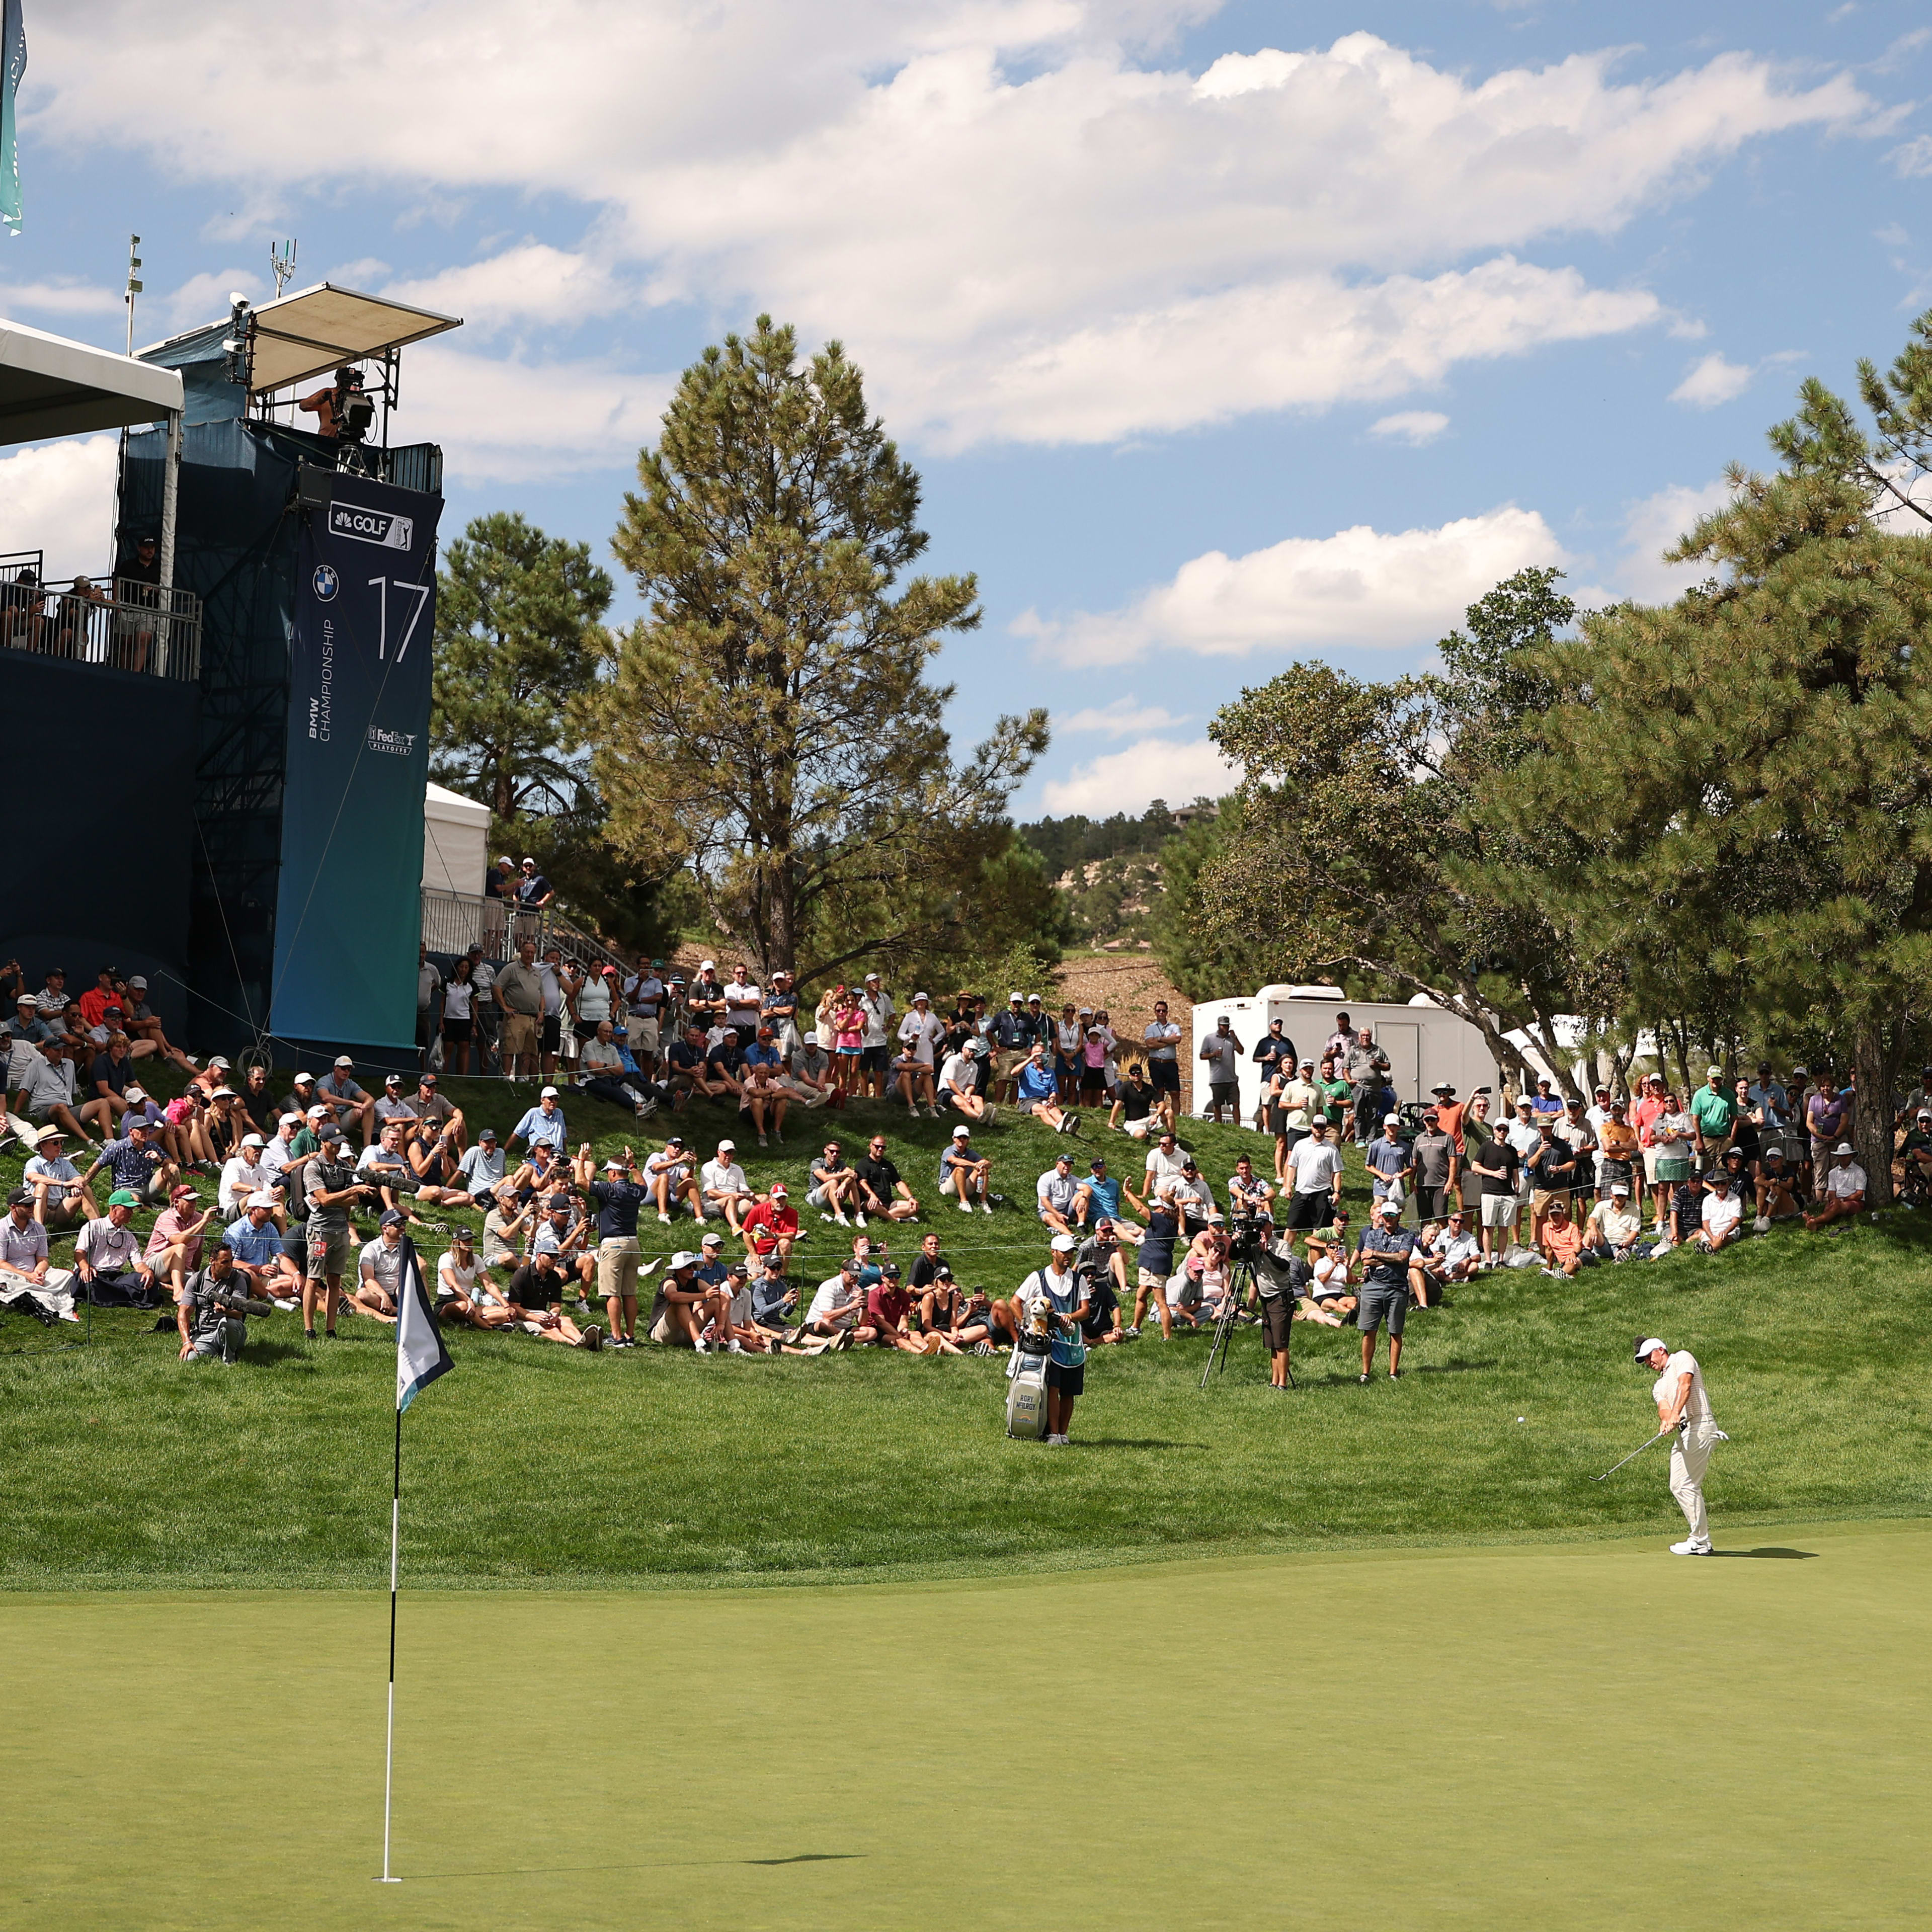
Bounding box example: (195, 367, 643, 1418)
(1854, 1017, 1897, 1208)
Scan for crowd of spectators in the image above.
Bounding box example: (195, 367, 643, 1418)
(1, 958, 1916, 1377)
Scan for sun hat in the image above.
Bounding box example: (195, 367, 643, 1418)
(1835, 1141, 1855, 1155)
(669, 1251, 698, 1268)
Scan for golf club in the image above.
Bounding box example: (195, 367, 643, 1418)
(1594, 1427, 1672, 1481)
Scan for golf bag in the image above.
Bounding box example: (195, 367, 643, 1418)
(1006, 1343, 1049, 1439)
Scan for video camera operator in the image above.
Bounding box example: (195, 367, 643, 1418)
(297, 364, 373, 443)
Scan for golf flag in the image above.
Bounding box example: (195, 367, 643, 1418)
(394, 1239, 452, 1412)
(0, 2, 23, 236)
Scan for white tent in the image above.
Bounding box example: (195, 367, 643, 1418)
(422, 781, 490, 898)
(0, 316, 186, 582)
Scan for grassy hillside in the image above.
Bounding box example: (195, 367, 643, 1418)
(3, 1068, 1923, 1589)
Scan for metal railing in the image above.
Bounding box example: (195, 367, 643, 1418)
(420, 887, 631, 976)
(0, 570, 203, 681)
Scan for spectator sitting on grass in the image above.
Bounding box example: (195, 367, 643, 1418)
(356, 1123, 430, 1225)
(509, 1247, 601, 1349)
(914, 1266, 975, 1354)
(508, 1085, 568, 1158)
(0, 1186, 75, 1321)
(145, 1182, 215, 1298)
(938, 1038, 995, 1123)
(24, 1126, 95, 1228)
(318, 1057, 376, 1149)
(749, 1253, 797, 1341)
(1756, 1144, 1801, 1222)
(855, 1134, 919, 1222)
(577, 1019, 656, 1119)
(1583, 1184, 1645, 1262)
(1804, 1141, 1868, 1232)
(649, 1251, 727, 1351)
(1419, 1209, 1482, 1296)
(404, 1118, 472, 1209)
(225, 1192, 302, 1302)
(1036, 1150, 1081, 1235)
(701, 1139, 755, 1233)
(864, 1260, 938, 1353)
(741, 1181, 798, 1268)
(942, 1124, 993, 1215)
(76, 1190, 167, 1307)
(261, 1112, 303, 1182)
(1075, 1154, 1137, 1238)
(646, 1136, 703, 1224)
(1108, 1063, 1158, 1140)
(1072, 1220, 1130, 1341)
(12, 1038, 100, 1150)
(782, 1032, 836, 1109)
(1300, 1231, 1356, 1321)
(84, 1115, 177, 1211)
(798, 1254, 872, 1350)
(373, 1073, 419, 1135)
(436, 1228, 516, 1330)
(457, 1125, 507, 1206)
(348, 1211, 410, 1324)
(481, 1188, 536, 1273)
(505, 1138, 565, 1204)
(737, 1055, 790, 1146)
(1538, 1196, 1586, 1278)
(217, 1132, 276, 1215)
(1014, 1042, 1076, 1136)
(1696, 1176, 1744, 1253)
(531, 1191, 596, 1303)
(809, 1138, 864, 1227)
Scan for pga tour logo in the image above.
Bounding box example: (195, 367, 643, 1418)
(329, 503, 415, 551)
(366, 726, 418, 758)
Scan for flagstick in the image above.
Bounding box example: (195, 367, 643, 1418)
(379, 1401, 403, 1883)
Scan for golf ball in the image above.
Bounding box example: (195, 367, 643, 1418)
(1516, 1416, 1525, 1423)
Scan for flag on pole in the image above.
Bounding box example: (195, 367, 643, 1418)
(395, 1237, 453, 1412)
(0, 2, 24, 237)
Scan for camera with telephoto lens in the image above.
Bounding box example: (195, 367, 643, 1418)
(1226, 1208, 1268, 1263)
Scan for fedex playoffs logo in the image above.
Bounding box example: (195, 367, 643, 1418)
(328, 503, 415, 551)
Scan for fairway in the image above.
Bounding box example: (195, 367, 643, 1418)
(6, 1518, 1926, 1930)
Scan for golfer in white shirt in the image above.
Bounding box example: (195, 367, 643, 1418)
(1637, 1337, 1722, 1555)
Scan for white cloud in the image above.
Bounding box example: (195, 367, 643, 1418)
(0, 279, 120, 318)
(1016, 505, 1567, 664)
(0, 436, 121, 576)
(1669, 351, 1754, 408)
(1058, 697, 1188, 735)
(401, 344, 675, 486)
(1614, 477, 1733, 602)
(1039, 735, 1236, 815)
(23, 11, 1883, 451)
(1370, 409, 1450, 445)
(386, 245, 630, 333)
(1890, 133, 1932, 177)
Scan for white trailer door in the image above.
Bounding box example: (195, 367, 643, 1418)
(1377, 1023, 1421, 1106)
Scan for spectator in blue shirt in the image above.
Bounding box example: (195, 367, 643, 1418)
(82, 1115, 176, 1206)
(509, 1086, 568, 1155)
(224, 1194, 300, 1299)
(1364, 1115, 1413, 1217)
(1014, 1042, 1075, 1135)
(1076, 1156, 1133, 1234)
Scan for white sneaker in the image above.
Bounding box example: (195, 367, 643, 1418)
(854, 1212, 867, 1228)
(727, 1340, 744, 1354)
(693, 1339, 709, 1354)
(658, 1212, 672, 1224)
(1669, 1540, 1712, 1556)
(980, 1201, 994, 1216)
(835, 1213, 851, 1227)
(959, 1201, 974, 1214)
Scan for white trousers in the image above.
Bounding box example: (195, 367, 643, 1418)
(1669, 1418, 1717, 1546)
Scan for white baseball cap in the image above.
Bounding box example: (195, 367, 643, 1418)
(245, 1190, 277, 1209)
(1635, 1337, 1667, 1360)
(333, 1055, 353, 1067)
(951, 1124, 971, 1138)
(540, 1085, 560, 1098)
(700, 1230, 723, 1246)
(1611, 1182, 1630, 1196)
(864, 973, 880, 983)
(669, 1251, 699, 1268)
(1375, 1198, 1402, 1218)
(124, 1087, 147, 1103)
(1383, 1113, 1402, 1126)
(240, 1132, 265, 1148)
(1050, 1233, 1077, 1252)
(279, 1113, 301, 1127)
(699, 959, 716, 971)
(717, 1138, 735, 1152)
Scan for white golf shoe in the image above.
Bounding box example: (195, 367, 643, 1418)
(1669, 1540, 1713, 1556)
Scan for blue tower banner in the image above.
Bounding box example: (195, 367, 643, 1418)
(273, 476, 442, 1050)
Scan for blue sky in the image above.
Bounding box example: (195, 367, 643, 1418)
(4, 1, 1930, 815)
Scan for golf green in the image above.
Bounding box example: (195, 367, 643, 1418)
(7, 1518, 1926, 1930)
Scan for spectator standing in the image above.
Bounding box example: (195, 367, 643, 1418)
(1197, 1016, 1244, 1124)
(494, 941, 546, 1083)
(574, 1145, 651, 1348)
(1282, 1118, 1343, 1233)
(1409, 1110, 1458, 1225)
(1354, 1199, 1415, 1382)
(1690, 1066, 1737, 1176)
(1142, 1001, 1182, 1129)
(1364, 1114, 1413, 1218)
(1344, 1029, 1391, 1147)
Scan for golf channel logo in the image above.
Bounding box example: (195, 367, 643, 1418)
(311, 564, 339, 601)
(328, 503, 415, 552)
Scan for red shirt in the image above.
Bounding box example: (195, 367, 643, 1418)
(1433, 1099, 1467, 1153)
(742, 1200, 798, 1255)
(78, 988, 116, 1029)
(1632, 1095, 1666, 1147)
(866, 1283, 911, 1331)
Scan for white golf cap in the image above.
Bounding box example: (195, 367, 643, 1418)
(1009, 991, 1024, 1001)
(1635, 1336, 1667, 1360)
(1707, 1065, 1722, 1078)
(1375, 1198, 1402, 1217)
(669, 1251, 699, 1268)
(124, 1087, 147, 1102)
(279, 1113, 301, 1127)
(1835, 1141, 1855, 1155)
(306, 1104, 329, 1120)
(1383, 1113, 1402, 1126)
(209, 1056, 232, 1069)
(540, 1085, 560, 1097)
(952, 1124, 971, 1138)
(700, 1230, 723, 1245)
(1050, 1233, 1077, 1252)
(717, 1138, 735, 1151)
(864, 973, 880, 982)
(293, 1070, 315, 1083)
(700, 959, 716, 971)
(1611, 1182, 1630, 1195)
(239, 1132, 264, 1148)
(603, 1156, 626, 1169)
(333, 1055, 353, 1067)
(245, 1190, 277, 1209)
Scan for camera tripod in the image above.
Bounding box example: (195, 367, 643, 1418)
(1199, 1246, 1291, 1389)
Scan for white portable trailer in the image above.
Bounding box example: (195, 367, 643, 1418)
(1187, 984, 1505, 1125)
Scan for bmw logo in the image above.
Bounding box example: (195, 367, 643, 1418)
(312, 565, 339, 601)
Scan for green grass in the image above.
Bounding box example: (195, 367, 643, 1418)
(3, 1069, 1926, 1588)
(6, 1521, 1930, 1929)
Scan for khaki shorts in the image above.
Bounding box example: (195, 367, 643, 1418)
(597, 1236, 640, 1300)
(500, 1011, 539, 1057)
(1641, 1146, 1662, 1183)
(650, 1309, 693, 1347)
(628, 1017, 661, 1053)
(304, 1229, 352, 1280)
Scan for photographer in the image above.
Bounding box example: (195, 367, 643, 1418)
(176, 1240, 275, 1364)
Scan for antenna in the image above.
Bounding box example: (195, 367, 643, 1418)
(270, 237, 298, 298)
(124, 233, 142, 356)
